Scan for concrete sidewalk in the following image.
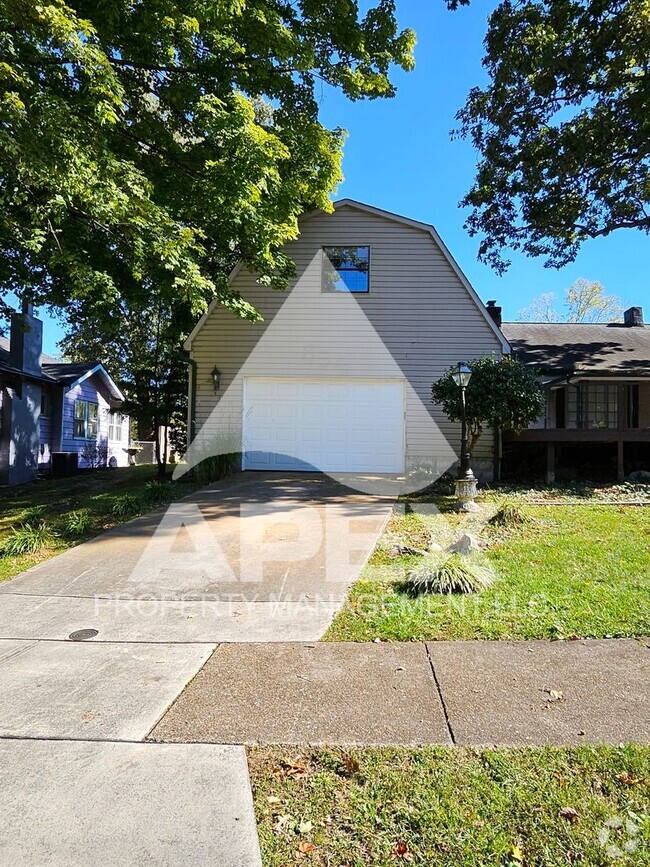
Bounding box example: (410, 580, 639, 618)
(0, 473, 392, 866)
(149, 638, 650, 747)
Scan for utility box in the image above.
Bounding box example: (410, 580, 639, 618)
(51, 451, 78, 479)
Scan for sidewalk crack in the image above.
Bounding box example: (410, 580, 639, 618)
(424, 643, 456, 746)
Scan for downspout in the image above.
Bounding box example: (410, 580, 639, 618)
(187, 356, 197, 445)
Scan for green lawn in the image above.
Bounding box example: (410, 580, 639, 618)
(0, 465, 200, 583)
(325, 502, 650, 641)
(250, 745, 650, 867)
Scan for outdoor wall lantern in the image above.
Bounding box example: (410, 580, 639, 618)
(452, 362, 480, 512)
(211, 366, 221, 393)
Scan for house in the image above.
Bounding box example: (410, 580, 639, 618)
(0, 304, 130, 486)
(501, 308, 650, 482)
(183, 199, 508, 482)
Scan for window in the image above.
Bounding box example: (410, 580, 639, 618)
(73, 399, 98, 439)
(40, 391, 52, 418)
(322, 246, 370, 293)
(565, 384, 618, 430)
(627, 385, 639, 429)
(108, 411, 124, 441)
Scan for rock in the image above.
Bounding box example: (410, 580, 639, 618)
(447, 533, 482, 555)
(429, 542, 443, 552)
(386, 544, 427, 558)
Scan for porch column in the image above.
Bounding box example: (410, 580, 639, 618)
(546, 442, 555, 485)
(617, 439, 625, 482)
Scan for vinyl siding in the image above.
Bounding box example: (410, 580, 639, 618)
(190, 204, 504, 479)
(61, 375, 130, 467)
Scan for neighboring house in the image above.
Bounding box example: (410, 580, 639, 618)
(184, 199, 508, 481)
(502, 308, 650, 482)
(0, 305, 130, 486)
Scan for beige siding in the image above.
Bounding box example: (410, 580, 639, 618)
(190, 204, 503, 479)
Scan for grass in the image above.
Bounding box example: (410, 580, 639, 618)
(0, 465, 202, 583)
(249, 745, 650, 867)
(325, 502, 650, 641)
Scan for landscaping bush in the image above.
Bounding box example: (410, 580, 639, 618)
(488, 499, 530, 528)
(1, 523, 56, 556)
(62, 510, 91, 538)
(144, 479, 174, 505)
(109, 493, 142, 519)
(407, 553, 494, 595)
(191, 452, 241, 485)
(19, 504, 46, 525)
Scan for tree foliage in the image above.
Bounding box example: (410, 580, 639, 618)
(454, 0, 650, 272)
(60, 294, 194, 474)
(431, 355, 545, 454)
(518, 278, 623, 322)
(0, 0, 416, 321)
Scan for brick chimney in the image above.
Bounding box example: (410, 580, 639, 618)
(623, 306, 644, 327)
(486, 300, 502, 327)
(9, 301, 43, 376)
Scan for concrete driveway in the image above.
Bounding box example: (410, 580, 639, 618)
(0, 473, 392, 866)
(0, 472, 392, 643)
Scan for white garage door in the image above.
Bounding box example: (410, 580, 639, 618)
(243, 378, 405, 473)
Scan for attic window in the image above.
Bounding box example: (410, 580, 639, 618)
(322, 246, 370, 293)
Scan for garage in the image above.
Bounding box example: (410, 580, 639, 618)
(242, 377, 405, 473)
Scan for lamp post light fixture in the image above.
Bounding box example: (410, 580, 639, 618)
(211, 366, 221, 393)
(452, 362, 480, 512)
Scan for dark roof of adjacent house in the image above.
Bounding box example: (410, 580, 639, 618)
(502, 322, 650, 376)
(0, 337, 125, 400)
(40, 360, 98, 383)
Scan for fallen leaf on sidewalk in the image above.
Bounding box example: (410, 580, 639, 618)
(558, 807, 580, 824)
(544, 689, 564, 702)
(81, 710, 100, 721)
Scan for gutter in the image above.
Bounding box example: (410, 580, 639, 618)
(187, 357, 197, 444)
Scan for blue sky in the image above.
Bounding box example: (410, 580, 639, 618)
(19, 0, 650, 355)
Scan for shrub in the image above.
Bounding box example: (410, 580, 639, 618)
(62, 510, 91, 537)
(144, 479, 174, 505)
(110, 493, 142, 519)
(1, 523, 56, 556)
(407, 553, 494, 595)
(488, 500, 530, 528)
(80, 440, 108, 469)
(19, 504, 46, 525)
(192, 452, 241, 485)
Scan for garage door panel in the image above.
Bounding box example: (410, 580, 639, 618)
(243, 378, 404, 473)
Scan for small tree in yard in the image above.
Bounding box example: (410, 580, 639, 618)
(431, 356, 545, 456)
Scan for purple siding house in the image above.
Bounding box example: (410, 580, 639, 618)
(0, 305, 130, 486)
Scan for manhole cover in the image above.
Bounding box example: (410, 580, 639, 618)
(68, 629, 99, 641)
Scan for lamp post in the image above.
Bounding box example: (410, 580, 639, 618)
(452, 362, 480, 512)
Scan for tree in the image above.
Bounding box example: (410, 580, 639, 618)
(60, 293, 194, 476)
(453, 0, 650, 273)
(1, 1, 418, 474)
(518, 278, 623, 322)
(431, 356, 545, 455)
(0, 1, 416, 322)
